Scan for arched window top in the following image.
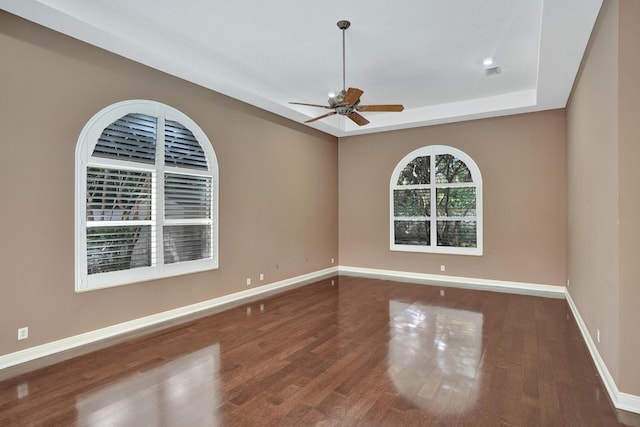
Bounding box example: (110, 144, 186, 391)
(390, 145, 482, 256)
(164, 119, 208, 170)
(75, 100, 218, 292)
(79, 100, 217, 171)
(93, 113, 157, 164)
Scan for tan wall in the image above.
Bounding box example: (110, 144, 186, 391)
(339, 110, 567, 286)
(568, 0, 640, 395)
(617, 0, 640, 395)
(0, 12, 338, 357)
(566, 0, 620, 384)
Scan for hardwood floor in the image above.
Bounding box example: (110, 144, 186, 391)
(0, 275, 638, 426)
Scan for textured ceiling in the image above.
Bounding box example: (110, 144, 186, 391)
(1, 0, 603, 136)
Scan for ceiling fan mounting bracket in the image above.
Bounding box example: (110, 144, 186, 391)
(337, 20, 351, 30)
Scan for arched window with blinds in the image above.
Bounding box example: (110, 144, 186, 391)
(75, 100, 218, 291)
(390, 145, 482, 256)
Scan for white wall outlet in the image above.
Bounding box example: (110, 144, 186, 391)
(440, 289, 445, 297)
(331, 258, 335, 264)
(246, 278, 251, 286)
(18, 327, 28, 340)
(597, 329, 601, 343)
(567, 279, 570, 287)
(440, 265, 446, 272)
(259, 273, 264, 281)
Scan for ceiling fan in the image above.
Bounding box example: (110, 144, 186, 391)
(289, 20, 404, 126)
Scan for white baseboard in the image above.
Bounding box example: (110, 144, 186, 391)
(0, 267, 338, 372)
(339, 265, 566, 298)
(565, 291, 640, 414)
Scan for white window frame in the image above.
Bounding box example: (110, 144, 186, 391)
(390, 145, 482, 256)
(75, 100, 219, 292)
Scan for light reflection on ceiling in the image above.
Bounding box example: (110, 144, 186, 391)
(388, 300, 483, 414)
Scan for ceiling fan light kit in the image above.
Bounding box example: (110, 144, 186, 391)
(289, 20, 404, 127)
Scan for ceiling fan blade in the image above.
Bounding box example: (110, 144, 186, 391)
(356, 104, 405, 112)
(305, 111, 337, 123)
(347, 112, 370, 126)
(342, 87, 364, 106)
(289, 102, 332, 109)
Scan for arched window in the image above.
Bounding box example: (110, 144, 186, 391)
(75, 100, 218, 291)
(390, 145, 482, 255)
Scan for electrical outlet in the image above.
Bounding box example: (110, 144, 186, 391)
(567, 279, 570, 287)
(18, 327, 28, 340)
(259, 273, 264, 281)
(440, 289, 445, 297)
(246, 278, 251, 286)
(440, 265, 446, 272)
(331, 258, 335, 264)
(597, 329, 600, 343)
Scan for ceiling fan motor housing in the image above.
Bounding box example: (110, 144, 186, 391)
(328, 90, 347, 107)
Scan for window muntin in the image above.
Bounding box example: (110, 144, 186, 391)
(76, 100, 218, 291)
(390, 146, 482, 255)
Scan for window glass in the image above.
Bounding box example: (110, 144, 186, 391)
(394, 220, 430, 246)
(393, 189, 430, 217)
(390, 146, 481, 255)
(397, 156, 430, 185)
(436, 187, 476, 218)
(435, 154, 472, 183)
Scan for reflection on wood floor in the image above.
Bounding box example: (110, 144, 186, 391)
(0, 275, 638, 426)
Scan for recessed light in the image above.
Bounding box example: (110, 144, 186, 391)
(483, 57, 494, 66)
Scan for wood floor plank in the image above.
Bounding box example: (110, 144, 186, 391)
(0, 275, 638, 426)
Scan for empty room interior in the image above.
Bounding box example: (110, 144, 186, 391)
(1, 0, 640, 425)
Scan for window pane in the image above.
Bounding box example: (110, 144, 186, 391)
(394, 189, 430, 216)
(436, 187, 476, 217)
(87, 168, 152, 221)
(394, 220, 430, 245)
(165, 174, 212, 219)
(435, 154, 472, 183)
(93, 113, 156, 164)
(164, 225, 211, 264)
(437, 221, 477, 247)
(87, 226, 152, 274)
(397, 156, 430, 185)
(165, 120, 208, 170)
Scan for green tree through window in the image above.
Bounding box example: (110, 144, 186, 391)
(390, 146, 482, 255)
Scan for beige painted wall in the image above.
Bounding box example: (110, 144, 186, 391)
(617, 0, 640, 395)
(0, 12, 338, 357)
(339, 110, 567, 286)
(567, 0, 640, 396)
(566, 0, 620, 384)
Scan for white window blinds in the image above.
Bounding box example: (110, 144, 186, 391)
(76, 100, 218, 291)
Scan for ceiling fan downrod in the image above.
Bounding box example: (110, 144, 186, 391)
(337, 20, 350, 93)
